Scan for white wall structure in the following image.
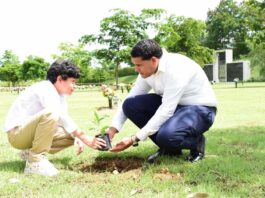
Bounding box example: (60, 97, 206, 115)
(213, 49, 233, 82)
(226, 61, 251, 82)
(204, 49, 251, 82)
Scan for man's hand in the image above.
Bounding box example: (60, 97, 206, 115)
(109, 136, 133, 152)
(106, 127, 118, 141)
(74, 137, 84, 155)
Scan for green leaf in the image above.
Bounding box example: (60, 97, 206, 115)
(93, 111, 100, 124)
(100, 126, 109, 134)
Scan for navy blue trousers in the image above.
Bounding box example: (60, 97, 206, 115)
(122, 94, 216, 152)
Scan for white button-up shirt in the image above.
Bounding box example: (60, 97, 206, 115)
(111, 50, 217, 141)
(4, 80, 78, 133)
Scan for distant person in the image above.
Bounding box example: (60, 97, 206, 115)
(107, 39, 217, 163)
(4, 60, 106, 176)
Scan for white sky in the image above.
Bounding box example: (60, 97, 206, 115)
(0, 0, 242, 62)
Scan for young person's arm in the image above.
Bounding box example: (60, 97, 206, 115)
(72, 129, 106, 150)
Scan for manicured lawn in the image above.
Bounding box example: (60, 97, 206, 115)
(0, 82, 264, 197)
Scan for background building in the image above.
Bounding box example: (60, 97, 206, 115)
(203, 49, 251, 82)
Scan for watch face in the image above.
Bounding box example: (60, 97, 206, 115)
(131, 135, 139, 147)
(133, 142, 139, 147)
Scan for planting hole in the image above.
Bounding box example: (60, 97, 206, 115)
(76, 156, 145, 173)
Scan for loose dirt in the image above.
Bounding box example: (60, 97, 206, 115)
(75, 156, 145, 173)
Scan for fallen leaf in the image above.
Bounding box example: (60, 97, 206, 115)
(185, 187, 191, 193)
(9, 178, 20, 184)
(159, 167, 169, 174)
(113, 170, 119, 174)
(154, 168, 184, 181)
(153, 172, 183, 181)
(187, 192, 209, 198)
(130, 189, 143, 196)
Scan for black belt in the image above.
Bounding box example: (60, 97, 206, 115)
(208, 106, 217, 113)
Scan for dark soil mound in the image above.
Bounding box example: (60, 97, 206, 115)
(78, 156, 145, 173)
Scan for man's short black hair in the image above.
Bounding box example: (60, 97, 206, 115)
(47, 60, 80, 84)
(131, 39, 163, 60)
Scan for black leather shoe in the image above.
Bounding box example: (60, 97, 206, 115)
(147, 148, 182, 164)
(186, 135, 206, 163)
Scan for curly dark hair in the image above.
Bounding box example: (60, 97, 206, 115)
(131, 39, 163, 60)
(46, 60, 80, 84)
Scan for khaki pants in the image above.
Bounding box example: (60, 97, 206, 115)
(7, 110, 74, 162)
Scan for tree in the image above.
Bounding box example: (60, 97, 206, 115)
(248, 43, 265, 79)
(0, 63, 21, 86)
(0, 50, 21, 86)
(205, 0, 249, 58)
(155, 16, 213, 65)
(80, 9, 164, 88)
(243, 0, 265, 45)
(52, 42, 93, 83)
(92, 67, 110, 83)
(243, 0, 265, 79)
(0, 50, 20, 66)
(21, 56, 49, 81)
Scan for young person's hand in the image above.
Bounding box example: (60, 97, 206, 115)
(83, 135, 106, 150)
(74, 137, 84, 155)
(72, 130, 106, 150)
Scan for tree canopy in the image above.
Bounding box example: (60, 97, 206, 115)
(52, 42, 93, 83)
(1, 1, 265, 84)
(0, 50, 21, 86)
(155, 16, 213, 65)
(21, 56, 49, 81)
(205, 0, 249, 58)
(0, 50, 20, 66)
(80, 8, 154, 87)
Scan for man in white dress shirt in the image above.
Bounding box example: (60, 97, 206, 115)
(4, 60, 106, 176)
(108, 39, 217, 163)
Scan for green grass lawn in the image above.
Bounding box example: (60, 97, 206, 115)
(0, 82, 264, 198)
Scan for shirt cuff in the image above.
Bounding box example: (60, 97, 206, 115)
(136, 128, 149, 141)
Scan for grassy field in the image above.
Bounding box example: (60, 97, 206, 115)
(0, 82, 264, 198)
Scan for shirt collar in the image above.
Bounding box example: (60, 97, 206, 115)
(156, 48, 168, 73)
(46, 80, 63, 97)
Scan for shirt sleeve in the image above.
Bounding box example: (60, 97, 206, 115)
(39, 90, 78, 134)
(58, 98, 78, 133)
(136, 67, 194, 141)
(111, 75, 151, 132)
(58, 114, 78, 133)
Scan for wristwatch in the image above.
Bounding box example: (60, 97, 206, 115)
(131, 135, 140, 147)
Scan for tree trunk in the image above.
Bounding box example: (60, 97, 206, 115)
(115, 62, 119, 89)
(108, 98, 113, 109)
